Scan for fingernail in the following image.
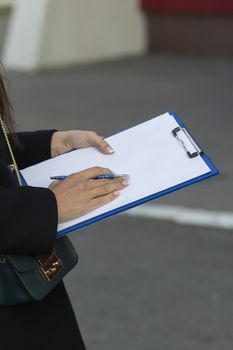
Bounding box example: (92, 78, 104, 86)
(122, 174, 129, 180)
(114, 191, 120, 196)
(122, 179, 130, 185)
(107, 146, 114, 154)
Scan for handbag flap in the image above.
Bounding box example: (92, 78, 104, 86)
(8, 237, 78, 300)
(7, 254, 38, 272)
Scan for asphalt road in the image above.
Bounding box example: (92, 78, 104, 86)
(6, 54, 233, 349)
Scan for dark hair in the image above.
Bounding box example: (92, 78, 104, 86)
(0, 64, 18, 144)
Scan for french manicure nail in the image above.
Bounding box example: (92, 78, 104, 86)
(107, 146, 114, 153)
(122, 179, 130, 185)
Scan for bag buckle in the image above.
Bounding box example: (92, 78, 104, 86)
(37, 250, 63, 282)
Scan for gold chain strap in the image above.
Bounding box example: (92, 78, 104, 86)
(0, 116, 22, 263)
(0, 116, 22, 186)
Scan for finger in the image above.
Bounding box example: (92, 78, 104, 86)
(88, 176, 128, 188)
(91, 191, 120, 210)
(80, 166, 113, 180)
(65, 167, 112, 183)
(91, 180, 129, 197)
(89, 132, 114, 155)
(58, 167, 114, 187)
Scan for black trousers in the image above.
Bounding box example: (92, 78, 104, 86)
(0, 283, 86, 350)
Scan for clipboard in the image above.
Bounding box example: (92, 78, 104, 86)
(20, 112, 219, 238)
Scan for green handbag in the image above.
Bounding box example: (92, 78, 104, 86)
(0, 236, 78, 306)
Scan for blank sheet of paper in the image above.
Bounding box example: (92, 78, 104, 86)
(21, 112, 211, 234)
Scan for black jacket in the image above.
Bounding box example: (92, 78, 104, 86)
(0, 129, 85, 350)
(0, 130, 58, 255)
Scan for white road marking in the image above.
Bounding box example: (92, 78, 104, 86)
(123, 205, 233, 230)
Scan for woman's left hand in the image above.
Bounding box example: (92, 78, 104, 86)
(51, 130, 114, 157)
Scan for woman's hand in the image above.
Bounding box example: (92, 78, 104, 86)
(51, 130, 114, 157)
(49, 166, 129, 223)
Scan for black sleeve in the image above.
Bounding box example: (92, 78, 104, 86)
(0, 185, 58, 255)
(13, 130, 56, 169)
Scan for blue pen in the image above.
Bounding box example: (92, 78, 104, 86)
(50, 174, 127, 180)
(50, 176, 68, 180)
(94, 174, 127, 179)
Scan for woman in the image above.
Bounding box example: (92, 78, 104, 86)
(0, 69, 129, 349)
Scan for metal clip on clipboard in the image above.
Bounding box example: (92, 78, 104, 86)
(172, 127, 202, 159)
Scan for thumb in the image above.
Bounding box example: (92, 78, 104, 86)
(92, 134, 115, 155)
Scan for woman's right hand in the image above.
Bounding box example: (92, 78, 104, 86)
(49, 166, 129, 223)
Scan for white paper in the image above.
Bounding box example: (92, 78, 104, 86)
(21, 113, 211, 233)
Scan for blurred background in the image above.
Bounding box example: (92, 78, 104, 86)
(1, 0, 233, 349)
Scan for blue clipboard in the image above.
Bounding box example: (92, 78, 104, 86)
(20, 112, 219, 238)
